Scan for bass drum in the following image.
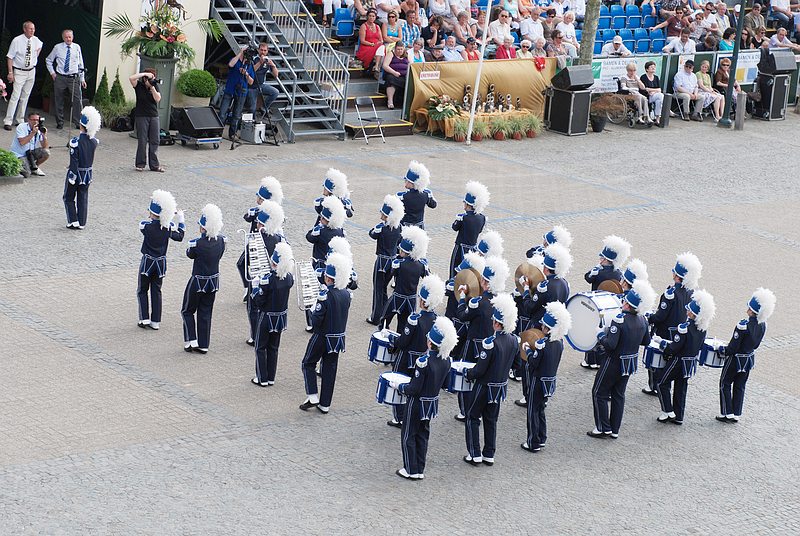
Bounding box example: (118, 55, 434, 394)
(598, 279, 623, 294)
(519, 328, 545, 361)
(514, 262, 545, 293)
(565, 291, 623, 352)
(454, 267, 482, 299)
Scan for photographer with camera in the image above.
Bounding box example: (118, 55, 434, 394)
(130, 69, 164, 172)
(246, 42, 280, 119)
(9, 111, 50, 178)
(218, 45, 257, 142)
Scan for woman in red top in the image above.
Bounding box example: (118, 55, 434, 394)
(495, 37, 517, 59)
(357, 9, 384, 76)
(464, 37, 480, 60)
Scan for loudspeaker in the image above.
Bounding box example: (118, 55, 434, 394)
(171, 106, 224, 138)
(544, 87, 591, 136)
(758, 49, 797, 75)
(550, 65, 595, 91)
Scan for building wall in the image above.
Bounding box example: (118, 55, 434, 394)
(97, 0, 212, 101)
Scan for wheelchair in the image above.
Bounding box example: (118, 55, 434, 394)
(605, 77, 653, 128)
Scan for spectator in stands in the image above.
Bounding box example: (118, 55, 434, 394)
(663, 28, 697, 53)
(463, 37, 481, 60)
(651, 6, 690, 40)
(673, 59, 703, 121)
(619, 63, 651, 124)
(355, 0, 376, 23)
(402, 10, 422, 47)
(719, 27, 735, 51)
(505, 0, 522, 22)
(454, 11, 476, 46)
(517, 39, 535, 58)
(696, 33, 718, 51)
(640, 60, 664, 125)
(399, 0, 420, 20)
(549, 0, 568, 25)
(382, 42, 408, 109)
(570, 0, 586, 26)
(714, 3, 730, 32)
(425, 43, 447, 62)
(429, 0, 455, 31)
(408, 37, 426, 62)
(218, 47, 255, 142)
(769, 0, 793, 31)
(451, 0, 472, 25)
(542, 9, 558, 39)
(743, 5, 765, 40)
(644, 0, 681, 21)
(556, 12, 580, 53)
(474, 10, 487, 44)
(383, 11, 404, 48)
(696, 60, 723, 120)
(713, 57, 740, 111)
(532, 36, 548, 56)
(518, 0, 535, 18)
(495, 36, 518, 58)
(357, 9, 383, 77)
(322, 0, 353, 27)
(751, 26, 769, 48)
(248, 42, 280, 119)
(520, 8, 545, 43)
(376, 0, 401, 24)
(442, 36, 465, 61)
(770, 27, 800, 50)
(546, 30, 572, 68)
(422, 16, 445, 49)
(601, 35, 632, 56)
(688, 12, 706, 41)
(489, 10, 514, 46)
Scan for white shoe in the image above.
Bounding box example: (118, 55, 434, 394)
(77, 225, 85, 230)
(32, 168, 45, 176)
(396, 468, 412, 479)
(305, 325, 313, 332)
(412, 473, 424, 480)
(149, 322, 160, 330)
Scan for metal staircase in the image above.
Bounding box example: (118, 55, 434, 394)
(211, 0, 349, 142)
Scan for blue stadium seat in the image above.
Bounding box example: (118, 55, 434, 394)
(641, 4, 653, 17)
(643, 15, 657, 27)
(575, 29, 582, 42)
(610, 5, 624, 17)
(649, 28, 664, 40)
(613, 16, 626, 29)
(594, 40, 602, 55)
(635, 37, 651, 53)
(619, 29, 633, 40)
(598, 16, 611, 30)
(600, 5, 610, 16)
(623, 38, 635, 51)
(601, 28, 617, 42)
(628, 15, 642, 28)
(625, 5, 640, 16)
(651, 38, 665, 51)
(332, 8, 354, 38)
(633, 27, 649, 42)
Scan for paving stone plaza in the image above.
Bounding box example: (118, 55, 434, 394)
(1, 116, 799, 534)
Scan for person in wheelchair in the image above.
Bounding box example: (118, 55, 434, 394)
(618, 63, 651, 125)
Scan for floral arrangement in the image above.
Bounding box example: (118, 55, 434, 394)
(0, 79, 6, 99)
(104, 1, 221, 68)
(426, 94, 460, 120)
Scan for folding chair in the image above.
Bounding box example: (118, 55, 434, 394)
(353, 96, 385, 144)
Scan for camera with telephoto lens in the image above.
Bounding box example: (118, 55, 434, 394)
(37, 117, 46, 134)
(241, 44, 259, 65)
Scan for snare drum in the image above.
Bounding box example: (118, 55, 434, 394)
(643, 341, 666, 369)
(376, 372, 411, 406)
(565, 291, 623, 352)
(698, 337, 726, 368)
(447, 361, 476, 393)
(368, 330, 399, 364)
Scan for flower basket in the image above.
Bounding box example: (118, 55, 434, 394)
(524, 114, 542, 138)
(426, 94, 460, 121)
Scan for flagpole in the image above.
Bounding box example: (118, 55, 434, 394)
(465, 1, 498, 146)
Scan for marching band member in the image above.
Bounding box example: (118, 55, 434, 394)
(620, 258, 649, 294)
(521, 301, 571, 452)
(181, 204, 226, 354)
(588, 279, 656, 438)
(325, 236, 358, 290)
(387, 274, 446, 428)
(454, 256, 509, 421)
(367, 194, 404, 325)
(137, 189, 184, 330)
(463, 293, 519, 466)
(251, 242, 294, 386)
(445, 252, 485, 361)
(580, 235, 631, 370)
(390, 316, 457, 480)
(449, 181, 489, 277)
(716, 288, 776, 423)
(397, 161, 437, 229)
(314, 168, 354, 223)
(475, 230, 504, 260)
(304, 196, 346, 331)
(381, 226, 430, 333)
(644, 252, 702, 396)
(245, 201, 286, 345)
(300, 252, 353, 414)
(525, 224, 573, 259)
(656, 289, 716, 425)
(63, 106, 100, 230)
(237, 176, 283, 297)
(516, 243, 572, 407)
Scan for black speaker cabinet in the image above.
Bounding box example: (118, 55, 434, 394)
(659, 93, 673, 128)
(753, 73, 791, 121)
(544, 88, 591, 136)
(551, 65, 595, 91)
(757, 49, 797, 75)
(171, 106, 224, 137)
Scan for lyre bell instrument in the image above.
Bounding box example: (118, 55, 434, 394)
(514, 262, 545, 293)
(238, 229, 271, 284)
(519, 328, 545, 361)
(454, 267, 482, 299)
(598, 279, 624, 294)
(295, 260, 319, 311)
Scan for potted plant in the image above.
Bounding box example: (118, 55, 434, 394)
(0, 148, 23, 179)
(491, 116, 510, 141)
(470, 119, 488, 141)
(452, 116, 468, 142)
(507, 115, 526, 140)
(175, 69, 217, 108)
(524, 114, 543, 138)
(95, 100, 136, 128)
(589, 94, 618, 133)
(40, 76, 54, 113)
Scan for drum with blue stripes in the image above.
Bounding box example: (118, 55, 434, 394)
(447, 361, 476, 393)
(368, 330, 399, 364)
(376, 372, 410, 406)
(698, 337, 726, 368)
(643, 341, 666, 369)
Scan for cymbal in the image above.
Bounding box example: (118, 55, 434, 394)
(454, 267, 482, 299)
(598, 279, 623, 294)
(519, 328, 545, 361)
(515, 262, 545, 293)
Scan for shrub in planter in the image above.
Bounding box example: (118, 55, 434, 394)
(110, 68, 126, 105)
(491, 116, 509, 140)
(95, 100, 135, 128)
(507, 115, 526, 140)
(94, 68, 110, 107)
(471, 119, 489, 141)
(524, 114, 542, 137)
(452, 116, 468, 142)
(0, 148, 22, 177)
(176, 69, 217, 98)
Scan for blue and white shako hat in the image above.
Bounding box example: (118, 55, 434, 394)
(270, 242, 294, 279)
(149, 189, 177, 227)
(748, 288, 776, 323)
(418, 274, 445, 310)
(323, 252, 352, 290)
(599, 235, 631, 269)
(482, 256, 510, 294)
(490, 293, 517, 333)
(476, 230, 504, 258)
(198, 204, 223, 238)
(79, 105, 102, 138)
(380, 194, 405, 228)
(404, 160, 431, 191)
(685, 289, 716, 331)
(543, 224, 573, 248)
(540, 301, 571, 341)
(542, 243, 573, 277)
(672, 252, 702, 290)
(257, 176, 284, 204)
(463, 181, 490, 214)
(256, 200, 284, 235)
(323, 168, 349, 199)
(622, 258, 648, 286)
(426, 316, 458, 356)
(624, 279, 656, 315)
(457, 251, 485, 274)
(319, 196, 346, 229)
(398, 225, 430, 260)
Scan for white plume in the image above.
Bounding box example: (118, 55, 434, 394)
(324, 168, 349, 199)
(750, 287, 776, 323)
(150, 189, 176, 229)
(272, 241, 294, 279)
(382, 194, 405, 228)
(201, 204, 223, 239)
(601, 235, 632, 269)
(258, 176, 284, 205)
(431, 316, 459, 357)
(325, 252, 352, 290)
(464, 181, 490, 214)
(321, 196, 346, 229)
(491, 293, 518, 334)
(477, 230, 504, 258)
(328, 236, 352, 259)
(630, 279, 657, 316)
(418, 274, 446, 310)
(692, 289, 716, 332)
(675, 252, 703, 290)
(258, 200, 284, 236)
(80, 106, 102, 138)
(544, 243, 573, 278)
(545, 301, 572, 341)
(401, 225, 430, 260)
(406, 160, 430, 190)
(483, 256, 510, 294)
(623, 258, 649, 285)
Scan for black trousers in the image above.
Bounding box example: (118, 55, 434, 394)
(181, 285, 217, 348)
(657, 358, 689, 421)
(719, 358, 749, 417)
(464, 385, 501, 459)
(401, 400, 430, 475)
(53, 73, 83, 125)
(135, 116, 160, 170)
(592, 357, 630, 434)
(369, 263, 391, 323)
(137, 272, 163, 322)
(301, 333, 339, 408)
(255, 318, 282, 383)
(526, 372, 548, 447)
(63, 180, 89, 226)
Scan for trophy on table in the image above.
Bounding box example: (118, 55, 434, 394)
(463, 84, 472, 109)
(516, 97, 522, 111)
(506, 94, 513, 111)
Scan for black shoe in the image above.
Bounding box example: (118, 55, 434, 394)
(251, 377, 268, 387)
(299, 400, 318, 411)
(3, 125, 11, 131)
(463, 455, 482, 466)
(641, 387, 658, 396)
(715, 415, 731, 423)
(691, 113, 702, 122)
(193, 347, 208, 354)
(316, 406, 329, 415)
(246, 338, 255, 347)
(580, 361, 592, 369)
(520, 442, 540, 452)
(387, 419, 402, 428)
(184, 345, 194, 353)
(482, 457, 494, 466)
(669, 417, 683, 425)
(365, 317, 379, 326)
(56, 123, 64, 129)
(137, 321, 149, 329)
(587, 430, 610, 438)
(395, 468, 412, 480)
(657, 415, 672, 423)
(514, 399, 527, 408)
(454, 413, 466, 422)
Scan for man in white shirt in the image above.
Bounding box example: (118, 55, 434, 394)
(488, 10, 514, 45)
(569, 0, 586, 25)
(9, 111, 50, 177)
(769, 0, 793, 30)
(662, 28, 697, 53)
(519, 8, 545, 42)
(601, 35, 632, 56)
(45, 29, 86, 129)
(4, 21, 43, 130)
(673, 59, 703, 121)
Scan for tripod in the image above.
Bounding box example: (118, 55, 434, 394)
(65, 67, 86, 145)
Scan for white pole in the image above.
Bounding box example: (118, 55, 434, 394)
(465, 0, 497, 146)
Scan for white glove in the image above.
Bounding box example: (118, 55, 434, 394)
(518, 275, 527, 286)
(247, 207, 257, 217)
(311, 225, 322, 236)
(177, 210, 185, 224)
(590, 265, 601, 277)
(455, 213, 464, 222)
(457, 284, 468, 293)
(389, 381, 399, 389)
(596, 327, 606, 340)
(522, 342, 530, 352)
